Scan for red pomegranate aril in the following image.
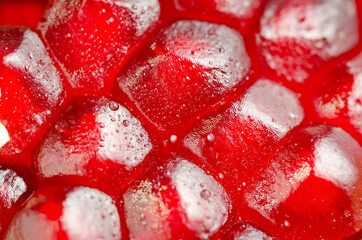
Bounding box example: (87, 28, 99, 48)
(113, 20, 252, 136)
(35, 96, 156, 195)
(38, 0, 162, 95)
(0, 165, 32, 239)
(309, 51, 362, 143)
(120, 157, 232, 240)
(242, 124, 362, 240)
(170, 0, 264, 32)
(5, 185, 121, 240)
(0, 26, 66, 165)
(183, 79, 304, 195)
(256, 0, 359, 85)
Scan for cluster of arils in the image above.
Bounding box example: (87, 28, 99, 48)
(0, 0, 361, 239)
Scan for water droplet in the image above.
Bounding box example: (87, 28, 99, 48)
(170, 135, 177, 143)
(200, 189, 211, 200)
(123, 120, 130, 127)
(284, 220, 290, 227)
(219, 173, 224, 179)
(109, 102, 119, 111)
(206, 133, 215, 144)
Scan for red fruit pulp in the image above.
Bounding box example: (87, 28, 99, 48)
(241, 124, 361, 239)
(182, 79, 304, 196)
(38, 0, 162, 95)
(120, 157, 232, 239)
(0, 0, 48, 30)
(0, 26, 66, 166)
(0, 0, 361, 240)
(34, 96, 157, 195)
(113, 20, 252, 136)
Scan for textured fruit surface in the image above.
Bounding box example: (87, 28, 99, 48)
(0, 0, 361, 239)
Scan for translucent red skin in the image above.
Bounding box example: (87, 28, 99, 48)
(0, 0, 361, 239)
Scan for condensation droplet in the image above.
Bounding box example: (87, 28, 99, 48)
(207, 133, 215, 143)
(284, 220, 290, 227)
(109, 102, 119, 111)
(123, 120, 130, 127)
(170, 135, 177, 143)
(200, 189, 211, 200)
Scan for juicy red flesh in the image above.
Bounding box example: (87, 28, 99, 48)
(308, 52, 362, 144)
(0, 0, 48, 30)
(34, 96, 157, 195)
(0, 26, 66, 166)
(113, 20, 252, 136)
(38, 0, 162, 95)
(120, 157, 232, 240)
(256, 0, 360, 85)
(241, 124, 361, 239)
(0, 0, 361, 240)
(182, 79, 304, 198)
